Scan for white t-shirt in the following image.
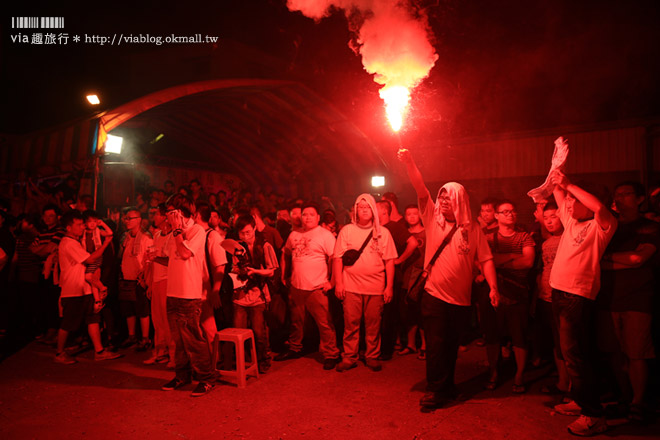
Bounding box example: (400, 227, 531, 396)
(166, 221, 206, 300)
(549, 203, 616, 300)
(202, 228, 228, 295)
(58, 236, 91, 298)
(421, 194, 493, 306)
(334, 223, 397, 295)
(152, 229, 172, 283)
(285, 226, 336, 290)
(121, 232, 153, 281)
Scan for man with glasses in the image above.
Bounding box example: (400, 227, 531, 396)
(161, 194, 218, 397)
(119, 208, 153, 351)
(481, 200, 535, 393)
(599, 181, 658, 422)
(398, 148, 499, 409)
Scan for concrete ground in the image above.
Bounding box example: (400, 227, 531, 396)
(0, 340, 657, 440)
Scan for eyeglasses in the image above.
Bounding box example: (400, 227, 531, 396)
(124, 216, 141, 221)
(497, 210, 516, 216)
(165, 209, 178, 214)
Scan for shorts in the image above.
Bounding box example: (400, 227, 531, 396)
(480, 297, 529, 348)
(597, 310, 655, 360)
(119, 283, 150, 318)
(85, 263, 101, 275)
(60, 295, 100, 332)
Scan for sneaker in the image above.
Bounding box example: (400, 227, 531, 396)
(94, 350, 122, 361)
(143, 355, 159, 365)
(567, 415, 607, 436)
(365, 359, 382, 372)
(323, 358, 340, 370)
(555, 400, 582, 416)
(120, 336, 137, 349)
(335, 360, 358, 372)
(136, 339, 152, 352)
(419, 392, 442, 408)
(162, 377, 191, 391)
(273, 350, 301, 362)
(191, 382, 216, 397)
(54, 352, 77, 364)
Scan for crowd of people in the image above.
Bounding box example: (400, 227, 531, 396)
(1, 150, 659, 436)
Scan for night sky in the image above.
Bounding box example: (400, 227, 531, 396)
(2, 0, 660, 141)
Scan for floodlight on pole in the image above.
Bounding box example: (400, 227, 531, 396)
(105, 134, 123, 155)
(371, 176, 385, 188)
(86, 94, 100, 105)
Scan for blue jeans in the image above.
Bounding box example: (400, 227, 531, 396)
(167, 297, 216, 383)
(421, 292, 470, 397)
(552, 289, 602, 417)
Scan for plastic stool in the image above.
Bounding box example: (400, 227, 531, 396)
(211, 328, 259, 388)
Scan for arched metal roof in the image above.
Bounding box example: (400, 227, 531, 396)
(102, 79, 387, 190)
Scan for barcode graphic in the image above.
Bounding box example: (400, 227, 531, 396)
(11, 17, 64, 29)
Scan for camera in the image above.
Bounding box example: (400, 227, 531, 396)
(234, 246, 252, 282)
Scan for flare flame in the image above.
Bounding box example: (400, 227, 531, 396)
(287, 0, 438, 132)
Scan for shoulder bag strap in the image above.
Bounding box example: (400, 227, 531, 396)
(357, 230, 374, 254)
(423, 224, 458, 273)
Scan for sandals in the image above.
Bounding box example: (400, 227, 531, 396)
(512, 383, 526, 394)
(398, 347, 417, 356)
(541, 384, 567, 395)
(417, 349, 426, 360)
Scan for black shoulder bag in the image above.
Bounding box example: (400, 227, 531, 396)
(341, 230, 373, 267)
(406, 224, 458, 303)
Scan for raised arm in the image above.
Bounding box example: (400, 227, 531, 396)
(398, 148, 431, 212)
(97, 219, 114, 237)
(551, 170, 616, 230)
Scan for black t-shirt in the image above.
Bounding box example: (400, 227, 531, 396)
(384, 220, 411, 256)
(599, 217, 659, 312)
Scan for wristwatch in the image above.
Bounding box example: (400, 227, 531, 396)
(173, 229, 183, 237)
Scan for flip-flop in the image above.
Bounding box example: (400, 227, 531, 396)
(398, 347, 417, 355)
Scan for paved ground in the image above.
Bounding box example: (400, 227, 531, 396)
(0, 340, 657, 440)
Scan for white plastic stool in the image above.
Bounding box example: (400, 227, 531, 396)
(211, 328, 259, 388)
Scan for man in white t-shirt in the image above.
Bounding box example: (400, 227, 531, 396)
(144, 204, 175, 367)
(195, 201, 227, 353)
(549, 170, 616, 436)
(333, 193, 397, 373)
(161, 194, 218, 397)
(276, 202, 340, 369)
(398, 148, 499, 410)
(55, 211, 120, 364)
(119, 208, 153, 351)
